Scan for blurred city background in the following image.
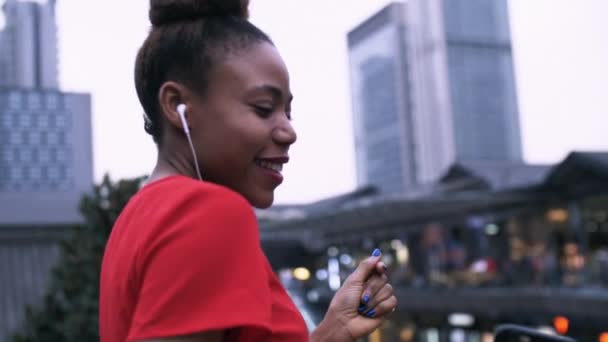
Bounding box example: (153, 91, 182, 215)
(0, 0, 607, 341)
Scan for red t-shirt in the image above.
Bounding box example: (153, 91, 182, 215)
(99, 175, 308, 342)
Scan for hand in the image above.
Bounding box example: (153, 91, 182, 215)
(311, 249, 398, 342)
(357, 259, 393, 318)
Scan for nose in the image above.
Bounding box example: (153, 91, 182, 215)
(272, 117, 297, 147)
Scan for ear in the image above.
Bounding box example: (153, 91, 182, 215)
(158, 81, 191, 131)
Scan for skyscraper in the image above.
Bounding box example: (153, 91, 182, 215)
(0, 1, 92, 338)
(0, 0, 58, 89)
(407, 0, 522, 183)
(348, 3, 415, 195)
(348, 0, 522, 193)
(0, 0, 92, 224)
(0, 89, 93, 224)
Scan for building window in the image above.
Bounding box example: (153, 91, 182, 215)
(28, 93, 41, 109)
(8, 92, 21, 109)
(29, 131, 40, 144)
(56, 149, 67, 162)
(39, 149, 50, 163)
(0, 165, 8, 182)
(10, 166, 21, 180)
(10, 131, 21, 144)
(40, 166, 48, 181)
(20, 149, 32, 162)
(0, 130, 8, 144)
(57, 131, 66, 145)
(39, 114, 49, 128)
(31, 149, 39, 162)
(46, 93, 59, 109)
(2, 147, 14, 162)
(55, 111, 68, 128)
(30, 166, 41, 180)
(12, 112, 20, 128)
(39, 131, 47, 144)
(65, 166, 73, 179)
(48, 132, 58, 144)
(48, 166, 59, 180)
(21, 131, 29, 144)
(0, 112, 12, 127)
(28, 112, 38, 129)
(19, 113, 31, 128)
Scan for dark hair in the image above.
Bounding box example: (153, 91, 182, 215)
(135, 0, 273, 144)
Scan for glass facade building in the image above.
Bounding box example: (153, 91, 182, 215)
(0, 89, 92, 224)
(440, 0, 521, 162)
(0, 0, 58, 89)
(348, 3, 415, 194)
(348, 0, 522, 193)
(0, 2, 92, 340)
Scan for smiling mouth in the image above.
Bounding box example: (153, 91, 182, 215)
(255, 159, 283, 173)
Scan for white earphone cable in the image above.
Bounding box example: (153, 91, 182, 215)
(185, 132, 203, 181)
(177, 104, 203, 181)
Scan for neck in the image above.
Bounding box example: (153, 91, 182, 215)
(147, 144, 201, 184)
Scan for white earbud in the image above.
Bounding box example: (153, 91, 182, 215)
(176, 103, 203, 181)
(177, 103, 190, 136)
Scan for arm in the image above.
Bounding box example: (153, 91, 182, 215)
(310, 314, 355, 342)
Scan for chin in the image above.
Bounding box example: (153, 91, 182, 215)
(250, 192, 274, 209)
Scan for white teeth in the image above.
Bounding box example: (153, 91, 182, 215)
(257, 160, 283, 172)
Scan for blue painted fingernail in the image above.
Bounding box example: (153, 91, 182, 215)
(358, 304, 367, 312)
(366, 309, 376, 317)
(372, 248, 381, 257)
(363, 294, 370, 303)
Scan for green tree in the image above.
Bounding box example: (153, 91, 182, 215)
(13, 174, 145, 342)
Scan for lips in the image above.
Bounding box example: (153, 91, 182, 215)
(254, 156, 288, 183)
(255, 159, 283, 172)
(254, 156, 289, 172)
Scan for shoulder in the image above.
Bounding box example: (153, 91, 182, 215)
(181, 179, 258, 230)
(145, 176, 251, 208)
(137, 176, 259, 242)
(134, 176, 255, 221)
(131, 177, 263, 272)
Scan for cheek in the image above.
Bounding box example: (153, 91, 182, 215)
(234, 119, 272, 150)
(198, 110, 271, 162)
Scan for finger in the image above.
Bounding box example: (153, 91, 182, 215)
(362, 295, 398, 318)
(360, 273, 388, 305)
(358, 281, 391, 316)
(375, 261, 388, 275)
(344, 249, 382, 284)
(365, 283, 393, 310)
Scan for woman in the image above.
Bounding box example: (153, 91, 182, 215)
(99, 0, 398, 341)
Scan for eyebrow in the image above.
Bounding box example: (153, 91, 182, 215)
(251, 84, 293, 103)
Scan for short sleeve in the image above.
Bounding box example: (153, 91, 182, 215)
(127, 186, 272, 341)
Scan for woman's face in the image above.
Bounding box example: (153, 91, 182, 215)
(188, 42, 297, 208)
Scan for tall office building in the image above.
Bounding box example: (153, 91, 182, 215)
(0, 0, 58, 89)
(0, 1, 92, 339)
(348, 0, 522, 193)
(0, 0, 92, 225)
(348, 3, 415, 195)
(0, 89, 93, 224)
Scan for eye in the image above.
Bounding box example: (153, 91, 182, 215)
(252, 104, 273, 118)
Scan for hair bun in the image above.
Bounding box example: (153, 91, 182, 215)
(149, 0, 250, 26)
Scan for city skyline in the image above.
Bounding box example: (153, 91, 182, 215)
(14, 0, 607, 204)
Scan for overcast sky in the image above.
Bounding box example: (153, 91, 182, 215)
(8, 0, 606, 204)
